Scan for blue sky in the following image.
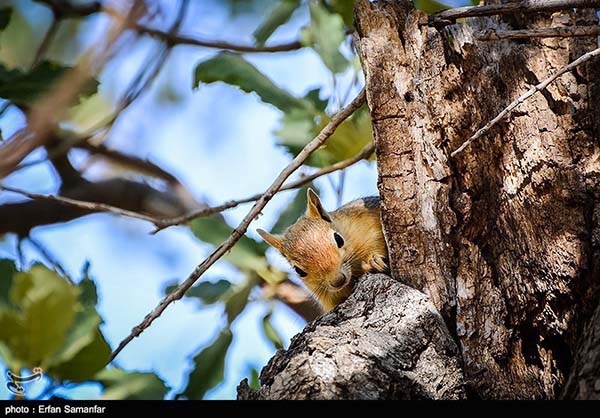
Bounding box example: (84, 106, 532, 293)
(0, 0, 472, 400)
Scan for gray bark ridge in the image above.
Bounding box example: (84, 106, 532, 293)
(237, 274, 466, 400)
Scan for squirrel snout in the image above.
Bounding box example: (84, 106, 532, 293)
(330, 272, 349, 289)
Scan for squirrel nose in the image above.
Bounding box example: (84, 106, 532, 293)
(331, 273, 348, 289)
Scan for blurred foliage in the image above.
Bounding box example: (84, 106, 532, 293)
(253, 0, 301, 46)
(0, 61, 97, 106)
(0, 261, 168, 399)
(0, 0, 463, 400)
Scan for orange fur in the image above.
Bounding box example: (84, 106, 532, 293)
(258, 189, 388, 312)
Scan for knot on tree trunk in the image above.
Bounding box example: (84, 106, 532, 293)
(237, 274, 466, 400)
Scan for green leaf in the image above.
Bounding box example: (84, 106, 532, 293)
(78, 275, 98, 309)
(0, 259, 16, 307)
(96, 368, 169, 400)
(193, 52, 312, 113)
(272, 185, 318, 234)
(48, 277, 110, 382)
(178, 329, 233, 400)
(262, 312, 284, 350)
(166, 279, 232, 305)
(225, 280, 254, 324)
(315, 104, 373, 164)
(414, 0, 449, 14)
(303, 3, 348, 73)
(303, 88, 328, 113)
(190, 217, 269, 273)
(0, 7, 12, 32)
(48, 312, 110, 382)
(330, 0, 355, 27)
(276, 104, 373, 167)
(253, 0, 300, 46)
(248, 368, 260, 390)
(275, 107, 317, 151)
(0, 266, 79, 367)
(0, 61, 98, 106)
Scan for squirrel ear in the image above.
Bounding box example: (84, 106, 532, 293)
(257, 228, 283, 251)
(306, 188, 332, 222)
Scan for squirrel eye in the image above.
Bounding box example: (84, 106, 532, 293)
(334, 232, 344, 248)
(294, 266, 307, 277)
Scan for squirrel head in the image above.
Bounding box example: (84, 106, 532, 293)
(257, 188, 351, 308)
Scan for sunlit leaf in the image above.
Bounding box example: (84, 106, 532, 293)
(0, 266, 79, 367)
(302, 2, 348, 73)
(414, 0, 449, 14)
(194, 52, 312, 113)
(65, 92, 113, 132)
(314, 104, 373, 164)
(48, 277, 110, 382)
(178, 329, 233, 400)
(166, 279, 232, 305)
(253, 0, 300, 46)
(276, 104, 372, 167)
(0, 61, 98, 106)
(330, 0, 355, 27)
(96, 368, 169, 400)
(271, 185, 318, 234)
(262, 312, 284, 350)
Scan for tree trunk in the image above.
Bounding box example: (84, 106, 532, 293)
(239, 0, 600, 399)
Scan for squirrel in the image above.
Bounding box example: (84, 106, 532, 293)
(258, 188, 389, 312)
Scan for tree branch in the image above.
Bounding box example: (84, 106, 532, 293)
(238, 274, 466, 400)
(0, 178, 192, 235)
(135, 25, 303, 53)
(77, 142, 179, 184)
(154, 142, 375, 230)
(0, 185, 162, 225)
(451, 46, 600, 157)
(476, 25, 600, 40)
(430, 0, 600, 25)
(108, 88, 367, 362)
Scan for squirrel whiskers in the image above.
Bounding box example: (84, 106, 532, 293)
(258, 189, 389, 311)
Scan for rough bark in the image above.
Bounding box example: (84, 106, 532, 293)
(562, 301, 600, 399)
(237, 274, 465, 400)
(356, 0, 600, 400)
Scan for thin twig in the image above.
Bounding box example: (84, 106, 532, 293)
(451, 47, 600, 157)
(109, 89, 366, 361)
(26, 236, 74, 284)
(136, 25, 303, 53)
(153, 142, 375, 231)
(0, 185, 161, 225)
(476, 25, 600, 41)
(431, 0, 600, 25)
(2, 143, 374, 231)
